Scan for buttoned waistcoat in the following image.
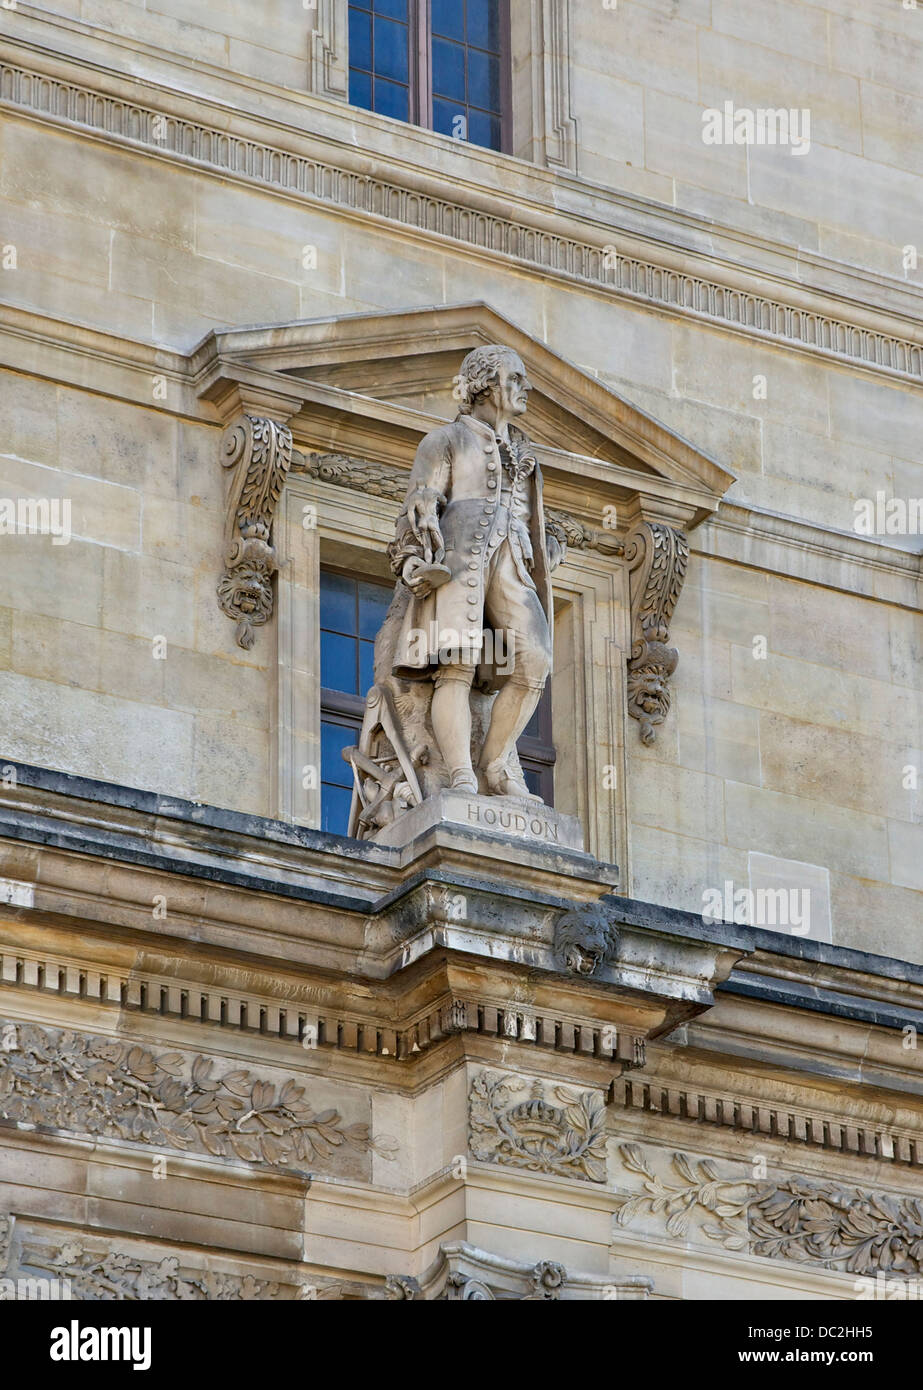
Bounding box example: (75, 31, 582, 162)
(390, 413, 553, 690)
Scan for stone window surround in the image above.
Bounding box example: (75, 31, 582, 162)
(311, 0, 579, 172)
(274, 471, 629, 868)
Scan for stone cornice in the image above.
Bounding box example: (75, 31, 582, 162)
(693, 503, 923, 612)
(613, 1069, 923, 1171)
(2, 762, 919, 1023)
(0, 761, 745, 1064)
(3, 26, 923, 385)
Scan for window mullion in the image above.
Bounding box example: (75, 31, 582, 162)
(414, 0, 433, 131)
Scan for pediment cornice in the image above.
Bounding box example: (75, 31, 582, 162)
(193, 302, 736, 530)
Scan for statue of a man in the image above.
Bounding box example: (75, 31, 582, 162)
(386, 344, 565, 800)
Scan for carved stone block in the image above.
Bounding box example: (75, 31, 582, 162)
(469, 1069, 608, 1182)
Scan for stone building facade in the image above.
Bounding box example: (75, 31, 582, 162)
(0, 0, 920, 1300)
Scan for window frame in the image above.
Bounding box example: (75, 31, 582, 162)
(347, 0, 513, 155)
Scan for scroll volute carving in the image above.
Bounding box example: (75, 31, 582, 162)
(217, 414, 293, 649)
(624, 521, 689, 744)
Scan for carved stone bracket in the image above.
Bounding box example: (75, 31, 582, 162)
(392, 1242, 652, 1300)
(217, 414, 293, 649)
(624, 521, 689, 744)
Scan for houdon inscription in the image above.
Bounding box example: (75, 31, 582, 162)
(467, 802, 560, 842)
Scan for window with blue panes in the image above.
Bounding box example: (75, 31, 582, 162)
(319, 568, 392, 835)
(347, 0, 509, 153)
(320, 564, 554, 837)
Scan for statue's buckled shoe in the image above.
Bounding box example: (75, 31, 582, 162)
(449, 769, 479, 795)
(481, 759, 542, 803)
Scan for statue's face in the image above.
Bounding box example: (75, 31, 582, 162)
(495, 354, 531, 417)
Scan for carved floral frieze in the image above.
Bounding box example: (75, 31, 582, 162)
(4, 58, 918, 384)
(24, 1244, 282, 1301)
(0, 1019, 383, 1173)
(613, 1143, 923, 1277)
(469, 1071, 607, 1182)
(0, 1214, 306, 1300)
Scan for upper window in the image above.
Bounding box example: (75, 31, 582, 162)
(347, 0, 509, 153)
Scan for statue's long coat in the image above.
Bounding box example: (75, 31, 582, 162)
(391, 413, 553, 692)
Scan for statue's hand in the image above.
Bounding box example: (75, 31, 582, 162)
(547, 533, 567, 573)
(402, 556, 434, 597)
(405, 495, 445, 564)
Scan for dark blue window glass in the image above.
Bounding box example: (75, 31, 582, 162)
(322, 721, 355, 787)
(467, 108, 500, 151)
(432, 0, 464, 40)
(348, 0, 410, 121)
(374, 15, 409, 82)
(467, 0, 499, 51)
(358, 580, 391, 639)
(347, 1, 505, 153)
(320, 569, 394, 836)
(433, 37, 466, 101)
(349, 66, 372, 108)
(321, 779, 353, 835)
(468, 48, 499, 111)
(320, 569, 355, 634)
(321, 629, 357, 693)
(432, 0, 504, 152)
(433, 97, 463, 139)
(348, 6, 372, 71)
(374, 76, 409, 120)
(359, 640, 375, 694)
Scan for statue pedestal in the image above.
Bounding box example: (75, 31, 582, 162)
(371, 788, 585, 853)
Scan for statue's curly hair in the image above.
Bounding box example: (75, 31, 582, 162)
(453, 344, 523, 412)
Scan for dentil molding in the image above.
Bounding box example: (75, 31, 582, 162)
(1, 55, 922, 385)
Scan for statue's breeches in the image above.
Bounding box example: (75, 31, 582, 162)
(473, 541, 551, 689)
(392, 499, 552, 691)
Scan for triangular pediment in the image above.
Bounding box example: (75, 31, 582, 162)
(192, 302, 735, 528)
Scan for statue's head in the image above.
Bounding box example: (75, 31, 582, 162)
(455, 345, 531, 422)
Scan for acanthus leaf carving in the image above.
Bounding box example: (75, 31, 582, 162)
(24, 1244, 284, 1301)
(544, 506, 624, 556)
(469, 1071, 608, 1183)
(613, 1144, 923, 1277)
(217, 414, 293, 649)
(624, 521, 689, 743)
(0, 1019, 388, 1174)
(301, 451, 407, 501)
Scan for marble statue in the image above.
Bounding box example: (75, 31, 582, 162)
(345, 345, 567, 840)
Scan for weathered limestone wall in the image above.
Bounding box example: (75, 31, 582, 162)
(572, 0, 923, 280)
(0, 4, 919, 960)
